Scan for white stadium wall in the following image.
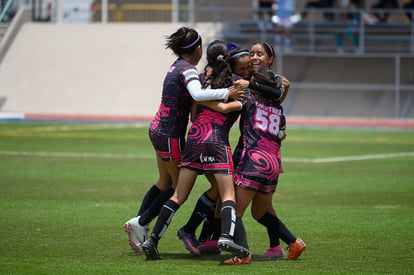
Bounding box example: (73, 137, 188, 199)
(0, 23, 222, 120)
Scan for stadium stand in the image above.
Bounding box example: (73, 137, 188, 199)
(0, 1, 413, 120)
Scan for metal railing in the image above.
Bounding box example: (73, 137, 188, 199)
(83, 4, 414, 54)
(2, 2, 413, 118)
(292, 8, 414, 55)
(0, 0, 15, 22)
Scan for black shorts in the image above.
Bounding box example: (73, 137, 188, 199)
(179, 143, 234, 174)
(149, 130, 185, 162)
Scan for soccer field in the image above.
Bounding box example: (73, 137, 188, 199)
(0, 121, 413, 274)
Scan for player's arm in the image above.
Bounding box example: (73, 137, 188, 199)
(278, 114, 287, 141)
(197, 100, 243, 114)
(233, 75, 290, 103)
(278, 76, 290, 104)
(233, 79, 284, 101)
(184, 68, 245, 101)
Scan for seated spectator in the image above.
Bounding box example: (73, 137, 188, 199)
(257, 0, 276, 30)
(403, 0, 414, 22)
(334, 0, 363, 54)
(274, 0, 298, 52)
(370, 0, 399, 23)
(302, 0, 335, 21)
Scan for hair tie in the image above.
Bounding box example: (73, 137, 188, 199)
(229, 50, 249, 60)
(180, 34, 200, 49)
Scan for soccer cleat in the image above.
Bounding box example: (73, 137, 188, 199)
(177, 227, 201, 256)
(198, 239, 220, 255)
(124, 216, 149, 253)
(223, 254, 252, 265)
(217, 237, 250, 258)
(286, 238, 307, 260)
(141, 237, 160, 260)
(257, 245, 284, 260)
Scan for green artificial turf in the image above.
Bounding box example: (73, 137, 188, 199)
(0, 121, 413, 274)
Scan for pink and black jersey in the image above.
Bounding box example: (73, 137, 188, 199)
(186, 105, 241, 146)
(240, 91, 285, 149)
(234, 91, 286, 193)
(186, 74, 244, 147)
(150, 58, 199, 138)
(179, 74, 243, 174)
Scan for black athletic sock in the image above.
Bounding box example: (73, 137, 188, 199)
(278, 217, 297, 245)
(233, 216, 249, 249)
(183, 192, 216, 235)
(140, 187, 175, 225)
(211, 217, 221, 240)
(220, 200, 236, 239)
(258, 212, 281, 247)
(199, 216, 221, 241)
(151, 199, 180, 240)
(137, 185, 162, 216)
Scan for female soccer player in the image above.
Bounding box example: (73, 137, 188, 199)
(244, 42, 306, 260)
(141, 40, 250, 262)
(176, 45, 288, 257)
(200, 68, 289, 264)
(204, 43, 306, 261)
(123, 27, 244, 254)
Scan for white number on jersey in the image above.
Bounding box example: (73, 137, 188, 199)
(255, 108, 281, 136)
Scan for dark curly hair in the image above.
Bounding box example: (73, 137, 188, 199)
(206, 40, 233, 89)
(165, 26, 202, 56)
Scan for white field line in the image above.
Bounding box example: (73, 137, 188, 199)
(1, 151, 414, 163)
(0, 151, 153, 160)
(284, 152, 414, 163)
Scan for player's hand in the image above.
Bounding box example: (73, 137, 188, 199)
(279, 76, 290, 90)
(228, 86, 245, 100)
(233, 79, 250, 90)
(278, 129, 287, 141)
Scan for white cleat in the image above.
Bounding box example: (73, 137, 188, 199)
(124, 216, 149, 254)
(218, 237, 250, 258)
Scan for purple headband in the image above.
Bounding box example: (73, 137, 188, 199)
(264, 42, 274, 58)
(180, 34, 200, 49)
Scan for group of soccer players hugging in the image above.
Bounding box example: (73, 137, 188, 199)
(124, 26, 306, 265)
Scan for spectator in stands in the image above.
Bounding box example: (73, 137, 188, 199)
(370, 0, 399, 23)
(403, 0, 414, 22)
(334, 0, 363, 54)
(274, 0, 297, 52)
(257, 0, 276, 30)
(301, 0, 335, 21)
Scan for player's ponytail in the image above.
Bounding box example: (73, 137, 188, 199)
(206, 40, 233, 89)
(166, 27, 202, 56)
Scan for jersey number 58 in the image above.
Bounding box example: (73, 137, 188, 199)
(255, 109, 281, 136)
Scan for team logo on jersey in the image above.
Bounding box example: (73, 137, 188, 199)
(200, 152, 215, 163)
(168, 66, 176, 73)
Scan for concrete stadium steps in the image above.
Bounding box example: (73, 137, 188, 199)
(222, 20, 413, 54)
(0, 23, 9, 41)
(281, 55, 414, 118)
(0, 23, 412, 120)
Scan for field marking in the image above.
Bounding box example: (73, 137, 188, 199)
(0, 151, 153, 160)
(284, 152, 414, 163)
(1, 151, 414, 163)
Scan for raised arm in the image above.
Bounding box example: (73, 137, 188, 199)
(233, 75, 290, 103)
(184, 68, 245, 101)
